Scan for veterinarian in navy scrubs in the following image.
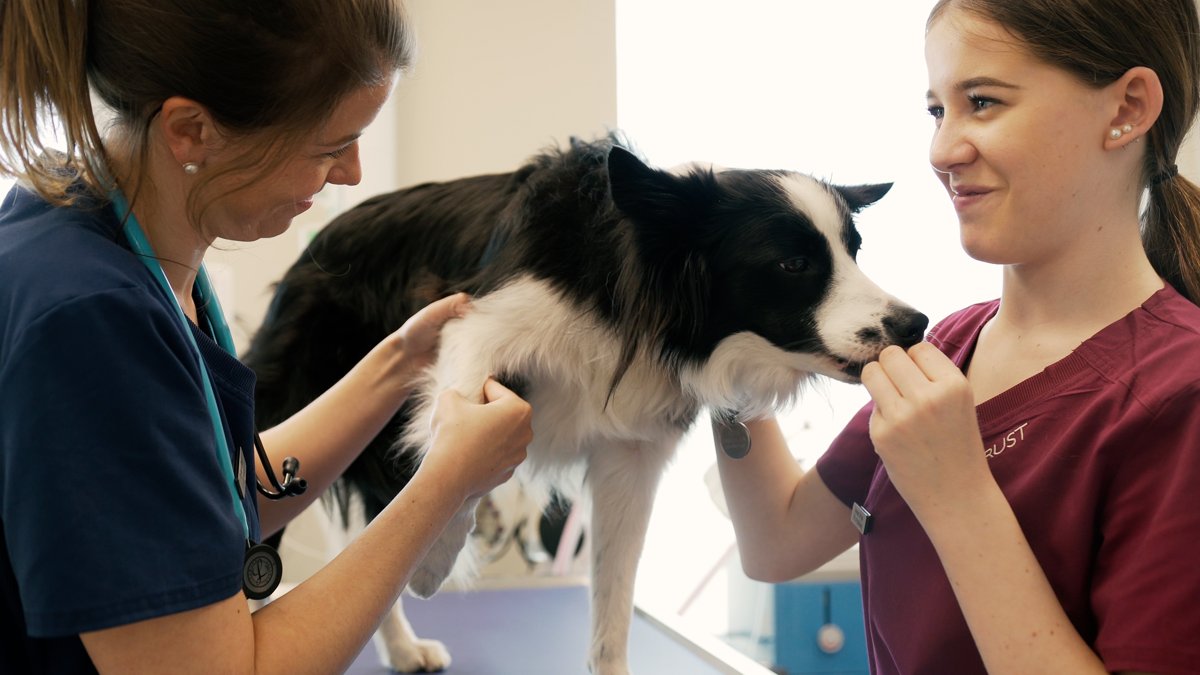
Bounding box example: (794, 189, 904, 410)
(717, 0, 1200, 673)
(0, 1, 531, 673)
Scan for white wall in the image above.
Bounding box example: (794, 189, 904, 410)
(392, 0, 618, 186)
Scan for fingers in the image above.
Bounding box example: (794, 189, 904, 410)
(447, 292, 472, 318)
(866, 343, 959, 393)
(392, 294, 473, 365)
(878, 344, 932, 391)
(482, 378, 534, 446)
(481, 377, 514, 403)
(864, 342, 960, 416)
(907, 341, 960, 380)
(862, 345, 917, 416)
(861, 359, 899, 413)
(427, 380, 532, 500)
(436, 378, 526, 409)
(415, 292, 472, 325)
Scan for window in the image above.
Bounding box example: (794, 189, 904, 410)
(615, 0, 997, 656)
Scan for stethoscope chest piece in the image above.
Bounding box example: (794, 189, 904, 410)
(243, 540, 283, 600)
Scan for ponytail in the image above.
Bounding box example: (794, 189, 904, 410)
(1144, 172, 1200, 304)
(0, 0, 107, 205)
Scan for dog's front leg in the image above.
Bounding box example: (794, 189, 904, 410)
(585, 438, 675, 675)
(400, 313, 495, 598)
(407, 500, 478, 598)
(373, 595, 452, 672)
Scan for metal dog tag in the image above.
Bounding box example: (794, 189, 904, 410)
(711, 413, 751, 459)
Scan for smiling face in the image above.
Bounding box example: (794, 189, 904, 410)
(200, 79, 393, 242)
(924, 8, 1116, 266)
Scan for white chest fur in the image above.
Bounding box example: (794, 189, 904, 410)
(399, 276, 699, 474)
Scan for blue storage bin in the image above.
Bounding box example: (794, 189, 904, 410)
(773, 580, 868, 675)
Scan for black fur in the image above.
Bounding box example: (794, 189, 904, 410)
(244, 132, 923, 540)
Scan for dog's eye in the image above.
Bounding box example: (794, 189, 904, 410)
(778, 257, 809, 273)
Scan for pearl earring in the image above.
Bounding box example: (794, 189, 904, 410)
(1122, 124, 1134, 134)
(1109, 128, 1123, 140)
(183, 162, 200, 175)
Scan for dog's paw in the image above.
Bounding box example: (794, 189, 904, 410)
(407, 564, 449, 598)
(386, 637, 452, 673)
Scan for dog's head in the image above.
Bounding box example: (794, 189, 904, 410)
(606, 145, 927, 413)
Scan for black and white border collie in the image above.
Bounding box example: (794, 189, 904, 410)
(245, 135, 927, 674)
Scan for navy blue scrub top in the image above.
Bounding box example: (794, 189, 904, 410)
(0, 183, 259, 672)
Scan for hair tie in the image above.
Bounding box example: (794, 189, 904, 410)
(1152, 164, 1179, 187)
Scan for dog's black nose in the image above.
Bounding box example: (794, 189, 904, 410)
(883, 309, 929, 348)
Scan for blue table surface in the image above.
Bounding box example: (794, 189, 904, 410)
(345, 584, 744, 675)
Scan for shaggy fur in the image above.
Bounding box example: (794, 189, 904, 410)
(244, 135, 927, 674)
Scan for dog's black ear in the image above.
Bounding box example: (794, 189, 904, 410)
(607, 145, 710, 225)
(835, 182, 893, 213)
(607, 146, 668, 218)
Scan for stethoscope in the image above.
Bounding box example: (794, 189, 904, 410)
(111, 190, 305, 599)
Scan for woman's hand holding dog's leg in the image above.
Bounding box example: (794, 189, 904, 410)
(254, 293, 474, 535)
(423, 377, 533, 504)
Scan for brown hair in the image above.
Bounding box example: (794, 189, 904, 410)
(1, 0, 412, 217)
(928, 0, 1200, 304)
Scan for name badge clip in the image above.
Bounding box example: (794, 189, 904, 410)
(851, 502, 873, 535)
